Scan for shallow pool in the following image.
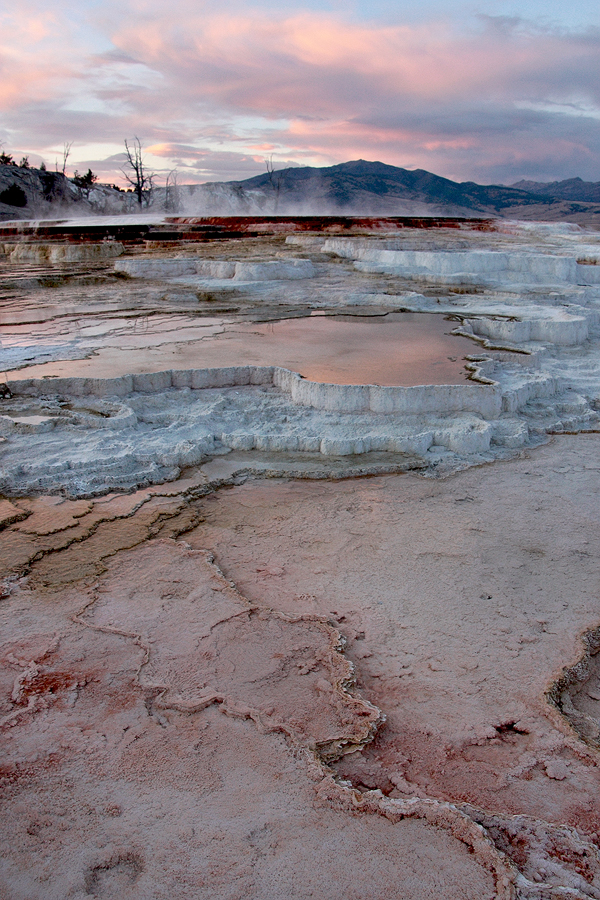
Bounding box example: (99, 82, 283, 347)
(209, 313, 476, 386)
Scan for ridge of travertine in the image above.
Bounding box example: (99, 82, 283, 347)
(3, 220, 600, 496)
(4, 221, 600, 898)
(0, 360, 597, 496)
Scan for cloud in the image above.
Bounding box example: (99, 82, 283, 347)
(2, 2, 600, 183)
(106, 9, 600, 110)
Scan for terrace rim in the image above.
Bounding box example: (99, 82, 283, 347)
(0, 215, 497, 244)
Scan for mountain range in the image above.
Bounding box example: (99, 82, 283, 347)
(3, 158, 600, 224)
(219, 160, 600, 223)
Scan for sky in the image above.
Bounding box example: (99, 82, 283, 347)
(1, 0, 600, 187)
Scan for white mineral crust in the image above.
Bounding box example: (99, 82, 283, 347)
(2, 221, 600, 494)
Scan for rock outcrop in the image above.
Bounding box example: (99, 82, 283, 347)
(0, 164, 131, 220)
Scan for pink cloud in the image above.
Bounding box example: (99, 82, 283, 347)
(2, 1, 600, 184)
(108, 10, 600, 112)
(0, 6, 76, 109)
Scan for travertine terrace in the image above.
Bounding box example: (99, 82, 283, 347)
(2, 215, 600, 898)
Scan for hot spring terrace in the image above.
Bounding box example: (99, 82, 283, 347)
(1, 215, 600, 494)
(5, 217, 600, 900)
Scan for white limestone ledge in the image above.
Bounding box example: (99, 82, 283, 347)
(464, 311, 591, 347)
(271, 366, 503, 419)
(322, 239, 600, 287)
(8, 364, 503, 419)
(114, 257, 316, 281)
(0, 398, 136, 435)
(7, 362, 572, 423)
(7, 242, 124, 264)
(2, 362, 597, 497)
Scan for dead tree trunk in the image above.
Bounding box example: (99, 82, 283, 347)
(123, 138, 154, 207)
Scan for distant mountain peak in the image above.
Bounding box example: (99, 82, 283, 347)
(230, 159, 546, 215)
(510, 176, 600, 203)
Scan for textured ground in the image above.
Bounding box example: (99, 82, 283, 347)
(1, 436, 600, 897)
(3, 221, 600, 898)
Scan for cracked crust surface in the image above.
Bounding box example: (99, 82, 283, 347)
(1, 435, 600, 895)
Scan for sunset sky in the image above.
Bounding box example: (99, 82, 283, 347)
(1, 0, 600, 187)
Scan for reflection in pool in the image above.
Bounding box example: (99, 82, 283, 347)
(211, 313, 475, 386)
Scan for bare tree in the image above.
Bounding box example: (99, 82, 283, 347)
(265, 155, 285, 213)
(122, 137, 154, 207)
(58, 141, 72, 175)
(164, 168, 180, 213)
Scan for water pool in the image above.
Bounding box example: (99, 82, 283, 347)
(207, 313, 476, 386)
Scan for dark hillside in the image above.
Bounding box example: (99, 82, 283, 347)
(511, 177, 600, 203)
(233, 159, 550, 214)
